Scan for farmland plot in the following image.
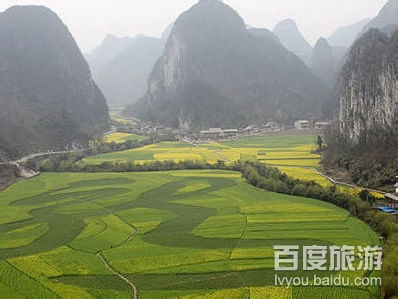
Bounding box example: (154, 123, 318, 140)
(0, 171, 380, 298)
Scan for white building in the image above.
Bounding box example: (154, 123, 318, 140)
(261, 122, 280, 132)
(395, 176, 398, 194)
(385, 176, 398, 209)
(223, 129, 238, 137)
(200, 128, 224, 139)
(200, 128, 238, 139)
(294, 120, 310, 130)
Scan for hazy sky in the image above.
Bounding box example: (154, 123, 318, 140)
(0, 0, 388, 53)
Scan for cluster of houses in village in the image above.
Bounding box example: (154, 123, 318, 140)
(198, 122, 279, 140)
(197, 120, 331, 141)
(294, 120, 331, 131)
(115, 115, 331, 141)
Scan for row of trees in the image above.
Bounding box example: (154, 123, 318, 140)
(0, 164, 20, 189)
(40, 157, 233, 173)
(26, 138, 154, 171)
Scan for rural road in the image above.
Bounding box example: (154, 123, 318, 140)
(0, 149, 86, 165)
(312, 168, 386, 195)
(0, 126, 116, 166)
(214, 149, 229, 162)
(102, 125, 118, 136)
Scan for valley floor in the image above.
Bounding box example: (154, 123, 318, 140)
(0, 134, 382, 298)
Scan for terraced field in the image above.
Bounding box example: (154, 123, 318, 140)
(0, 171, 380, 298)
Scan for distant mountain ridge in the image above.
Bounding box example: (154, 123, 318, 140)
(328, 19, 370, 47)
(273, 19, 312, 65)
(249, 27, 280, 43)
(86, 24, 174, 107)
(311, 38, 336, 87)
(0, 6, 109, 160)
(362, 0, 398, 33)
(92, 35, 165, 107)
(127, 0, 330, 129)
(86, 34, 134, 76)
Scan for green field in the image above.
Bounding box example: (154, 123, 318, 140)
(103, 132, 148, 144)
(109, 110, 137, 127)
(0, 170, 380, 298)
(0, 134, 383, 298)
(83, 134, 320, 168)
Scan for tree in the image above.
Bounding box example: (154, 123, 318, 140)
(317, 135, 323, 151)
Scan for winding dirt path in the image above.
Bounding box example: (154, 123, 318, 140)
(96, 252, 138, 299)
(214, 149, 229, 162)
(93, 204, 139, 298)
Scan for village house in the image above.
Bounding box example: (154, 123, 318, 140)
(261, 122, 281, 133)
(200, 128, 224, 139)
(315, 122, 331, 130)
(200, 128, 239, 140)
(294, 120, 310, 130)
(223, 129, 238, 138)
(385, 176, 398, 209)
